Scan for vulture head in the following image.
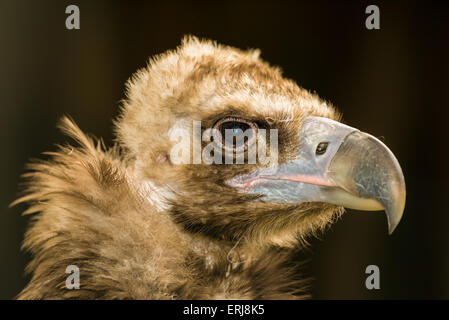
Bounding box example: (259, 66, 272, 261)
(117, 36, 405, 247)
(14, 36, 406, 299)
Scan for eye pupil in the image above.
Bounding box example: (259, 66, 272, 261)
(316, 142, 328, 155)
(231, 124, 243, 134)
(221, 122, 251, 148)
(220, 121, 249, 136)
(214, 117, 257, 151)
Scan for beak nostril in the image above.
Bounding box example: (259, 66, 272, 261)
(316, 142, 329, 155)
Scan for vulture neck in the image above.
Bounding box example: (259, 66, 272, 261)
(139, 178, 264, 268)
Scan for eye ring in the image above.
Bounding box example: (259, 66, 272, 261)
(212, 117, 258, 152)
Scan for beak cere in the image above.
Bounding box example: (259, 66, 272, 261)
(226, 116, 406, 234)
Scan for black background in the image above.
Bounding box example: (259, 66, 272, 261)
(1, 0, 448, 299)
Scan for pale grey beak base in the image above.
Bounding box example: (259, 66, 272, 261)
(226, 116, 406, 234)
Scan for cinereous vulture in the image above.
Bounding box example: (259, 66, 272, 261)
(12, 36, 405, 299)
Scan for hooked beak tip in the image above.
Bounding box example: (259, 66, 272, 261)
(329, 130, 406, 234)
(385, 182, 406, 235)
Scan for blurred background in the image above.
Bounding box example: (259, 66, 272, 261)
(1, 0, 448, 299)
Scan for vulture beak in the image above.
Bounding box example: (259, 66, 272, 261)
(226, 116, 406, 234)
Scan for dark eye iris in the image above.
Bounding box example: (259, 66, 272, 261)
(213, 117, 257, 151)
(220, 121, 251, 148)
(316, 142, 328, 155)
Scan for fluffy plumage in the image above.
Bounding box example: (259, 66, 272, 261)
(13, 36, 347, 299)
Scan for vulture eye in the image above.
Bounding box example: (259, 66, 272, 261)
(213, 117, 258, 152)
(316, 142, 329, 155)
